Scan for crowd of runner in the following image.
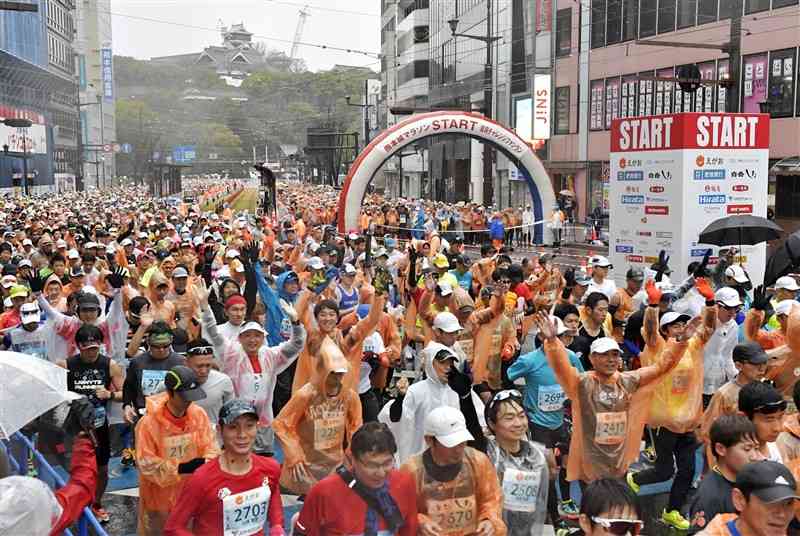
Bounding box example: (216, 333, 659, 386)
(0, 180, 800, 535)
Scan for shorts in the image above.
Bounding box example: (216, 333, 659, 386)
(530, 420, 570, 453)
(95, 423, 111, 467)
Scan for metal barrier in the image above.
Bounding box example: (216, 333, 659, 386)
(1, 432, 109, 536)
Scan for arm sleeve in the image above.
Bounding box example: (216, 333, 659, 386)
(389, 394, 405, 422)
(163, 473, 202, 536)
(460, 395, 486, 453)
(543, 338, 580, 399)
(744, 309, 764, 343)
(244, 262, 258, 321)
(272, 391, 311, 467)
(135, 416, 182, 488)
(200, 306, 226, 349)
(474, 453, 506, 534)
(104, 289, 127, 360)
(38, 293, 67, 331)
(507, 352, 533, 381)
(273, 323, 307, 374)
(50, 437, 98, 535)
(294, 485, 323, 536)
(642, 305, 660, 349)
(637, 339, 690, 387)
(267, 464, 284, 528)
(346, 294, 385, 349)
(122, 361, 139, 408)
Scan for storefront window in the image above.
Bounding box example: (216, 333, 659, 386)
(768, 48, 796, 118)
(742, 53, 769, 113)
(655, 67, 674, 114)
(605, 77, 621, 128)
(621, 75, 637, 118)
(590, 79, 605, 130)
(638, 72, 654, 116)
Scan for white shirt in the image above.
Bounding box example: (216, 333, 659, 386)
(360, 332, 386, 395)
(587, 277, 617, 300)
(194, 369, 235, 434)
(702, 318, 739, 394)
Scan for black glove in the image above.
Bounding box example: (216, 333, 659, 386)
(560, 286, 572, 300)
(447, 364, 472, 398)
(241, 241, 259, 266)
(27, 271, 44, 294)
(655, 250, 670, 282)
(563, 267, 576, 288)
(204, 246, 216, 265)
(106, 266, 126, 289)
(752, 284, 771, 311)
(177, 457, 206, 474)
(693, 249, 711, 278)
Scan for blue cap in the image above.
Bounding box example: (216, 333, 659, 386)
(356, 304, 370, 319)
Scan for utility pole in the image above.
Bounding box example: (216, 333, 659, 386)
(364, 78, 370, 148)
(727, 0, 743, 113)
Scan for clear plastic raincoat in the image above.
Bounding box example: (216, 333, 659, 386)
(486, 437, 549, 536)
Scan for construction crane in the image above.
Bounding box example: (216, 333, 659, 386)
(290, 5, 310, 60)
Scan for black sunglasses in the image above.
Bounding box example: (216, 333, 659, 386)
(188, 346, 214, 356)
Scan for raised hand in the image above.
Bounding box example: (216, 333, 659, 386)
(563, 267, 576, 288)
(27, 271, 44, 294)
(106, 266, 126, 289)
(693, 249, 711, 278)
(694, 277, 714, 301)
(194, 279, 211, 309)
(279, 298, 298, 323)
(533, 312, 558, 341)
(752, 284, 771, 311)
(645, 278, 662, 305)
(655, 250, 670, 282)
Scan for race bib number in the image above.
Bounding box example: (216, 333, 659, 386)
(141, 370, 167, 396)
(538, 384, 566, 412)
(164, 433, 193, 461)
(251, 374, 266, 403)
(427, 496, 477, 533)
(502, 468, 541, 513)
(671, 370, 691, 395)
(594, 412, 627, 446)
(314, 416, 344, 451)
(222, 486, 270, 536)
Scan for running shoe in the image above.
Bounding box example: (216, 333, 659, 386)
(643, 445, 657, 463)
(626, 471, 641, 494)
(557, 499, 579, 519)
(92, 505, 111, 523)
(661, 509, 690, 530)
(120, 447, 136, 467)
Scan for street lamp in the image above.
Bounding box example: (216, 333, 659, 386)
(3, 118, 33, 195)
(344, 90, 374, 150)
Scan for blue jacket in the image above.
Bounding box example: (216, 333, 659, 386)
(489, 218, 505, 240)
(256, 262, 298, 346)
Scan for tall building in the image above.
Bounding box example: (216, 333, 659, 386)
(0, 1, 82, 194)
(544, 0, 799, 224)
(75, 0, 116, 189)
(45, 0, 79, 192)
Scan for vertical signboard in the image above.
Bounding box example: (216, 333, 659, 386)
(101, 47, 114, 102)
(609, 113, 770, 287)
(533, 74, 551, 140)
(742, 53, 768, 113)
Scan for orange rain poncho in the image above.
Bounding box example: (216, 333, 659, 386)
(764, 305, 800, 398)
(400, 447, 506, 536)
(273, 336, 362, 495)
(291, 294, 385, 394)
(640, 306, 715, 433)
(135, 392, 219, 536)
(471, 297, 517, 391)
(744, 308, 785, 350)
(146, 271, 177, 327)
(776, 414, 800, 521)
(544, 336, 689, 482)
(698, 380, 745, 465)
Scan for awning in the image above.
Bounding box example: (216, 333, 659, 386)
(771, 157, 800, 176)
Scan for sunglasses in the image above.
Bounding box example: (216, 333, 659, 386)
(591, 517, 643, 535)
(753, 399, 788, 414)
(149, 343, 171, 350)
(717, 302, 742, 312)
(490, 389, 522, 405)
(188, 346, 214, 356)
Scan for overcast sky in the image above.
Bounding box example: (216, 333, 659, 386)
(111, 0, 381, 72)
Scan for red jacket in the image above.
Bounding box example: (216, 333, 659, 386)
(51, 436, 97, 535)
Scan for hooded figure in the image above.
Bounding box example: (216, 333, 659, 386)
(146, 271, 176, 327)
(392, 342, 486, 465)
(273, 336, 363, 495)
(256, 264, 300, 346)
(135, 391, 218, 536)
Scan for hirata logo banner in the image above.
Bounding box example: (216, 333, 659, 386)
(611, 113, 770, 152)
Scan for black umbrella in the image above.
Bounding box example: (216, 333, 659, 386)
(764, 230, 800, 287)
(698, 215, 783, 248)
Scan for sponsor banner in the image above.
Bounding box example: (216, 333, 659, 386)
(610, 113, 769, 288)
(616, 245, 634, 253)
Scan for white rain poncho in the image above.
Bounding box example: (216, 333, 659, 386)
(393, 341, 485, 464)
(485, 437, 549, 536)
(0, 476, 63, 535)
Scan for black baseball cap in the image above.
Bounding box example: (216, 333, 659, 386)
(76, 293, 101, 311)
(732, 342, 769, 365)
(219, 399, 258, 425)
(164, 365, 206, 402)
(736, 460, 800, 503)
(739, 380, 786, 415)
(626, 267, 645, 282)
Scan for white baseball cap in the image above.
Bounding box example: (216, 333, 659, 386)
(775, 276, 800, 292)
(67, 249, 80, 260)
(660, 311, 691, 328)
(775, 300, 795, 317)
(433, 311, 462, 333)
(423, 406, 474, 448)
(22, 238, 32, 246)
(239, 321, 266, 335)
(20, 303, 40, 324)
(590, 255, 613, 268)
(590, 337, 621, 354)
(120, 238, 133, 247)
(725, 265, 749, 284)
(436, 282, 453, 297)
(551, 316, 568, 336)
(225, 249, 240, 259)
(715, 287, 743, 308)
(307, 256, 325, 271)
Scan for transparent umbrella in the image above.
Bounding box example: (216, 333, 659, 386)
(0, 351, 80, 440)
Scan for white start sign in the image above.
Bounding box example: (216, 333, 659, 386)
(609, 113, 770, 287)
